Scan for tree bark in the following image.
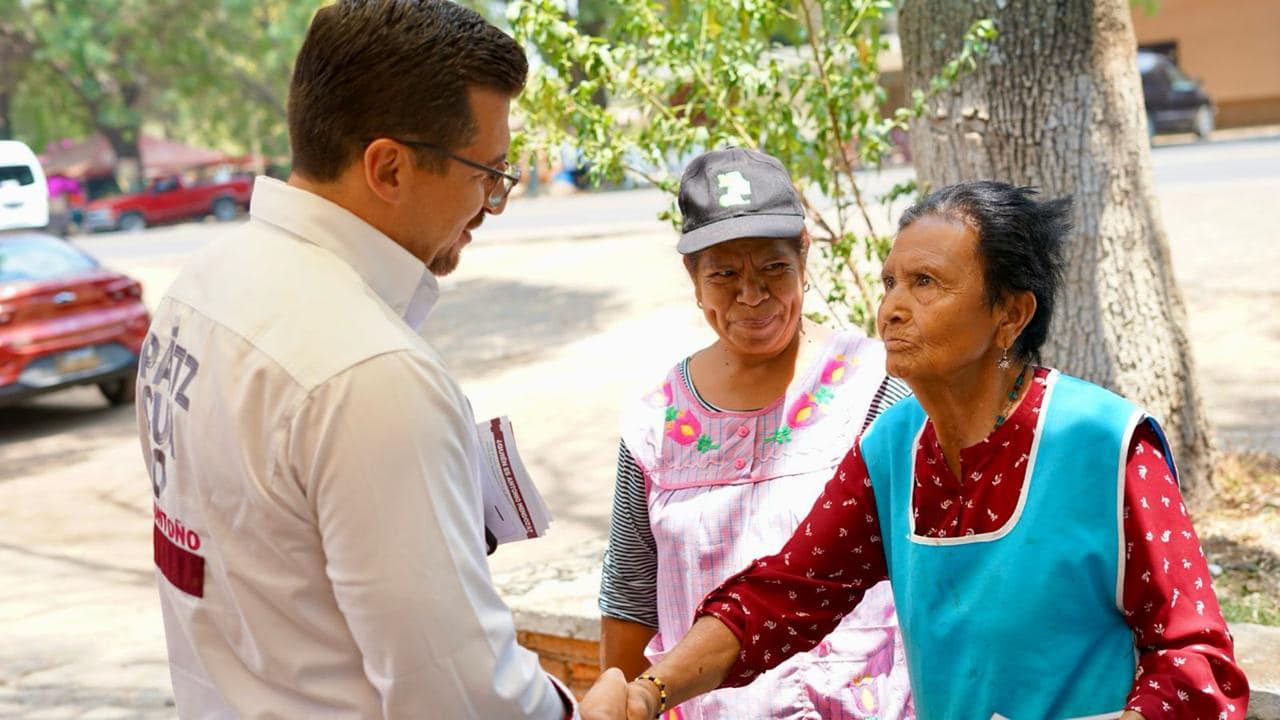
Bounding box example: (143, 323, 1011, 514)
(105, 81, 145, 165)
(99, 125, 141, 160)
(0, 92, 11, 140)
(899, 0, 1217, 503)
(0, 24, 33, 142)
(100, 123, 143, 192)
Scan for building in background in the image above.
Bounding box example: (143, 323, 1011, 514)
(1132, 0, 1280, 128)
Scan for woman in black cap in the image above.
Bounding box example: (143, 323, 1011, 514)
(598, 147, 914, 719)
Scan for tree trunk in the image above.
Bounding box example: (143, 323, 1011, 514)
(0, 28, 32, 142)
(100, 124, 142, 163)
(100, 123, 143, 191)
(899, 0, 1217, 504)
(0, 92, 11, 140)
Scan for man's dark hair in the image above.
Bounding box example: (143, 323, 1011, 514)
(898, 181, 1071, 363)
(287, 0, 528, 181)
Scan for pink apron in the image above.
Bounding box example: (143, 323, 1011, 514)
(620, 331, 914, 720)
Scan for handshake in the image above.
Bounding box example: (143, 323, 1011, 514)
(578, 668, 666, 720)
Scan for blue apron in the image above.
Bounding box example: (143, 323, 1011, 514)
(861, 371, 1172, 719)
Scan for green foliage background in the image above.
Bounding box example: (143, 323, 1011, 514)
(509, 0, 993, 332)
(1, 0, 322, 164)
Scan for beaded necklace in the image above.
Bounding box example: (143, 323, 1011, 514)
(994, 363, 1032, 429)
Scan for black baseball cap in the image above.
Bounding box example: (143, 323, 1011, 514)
(676, 147, 805, 255)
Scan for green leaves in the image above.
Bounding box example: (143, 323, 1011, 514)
(5, 0, 321, 166)
(936, 18, 997, 87)
(511, 0, 992, 334)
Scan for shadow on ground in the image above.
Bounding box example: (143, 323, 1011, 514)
(0, 389, 138, 481)
(0, 683, 174, 716)
(0, 390, 132, 442)
(0, 541, 155, 586)
(423, 277, 623, 381)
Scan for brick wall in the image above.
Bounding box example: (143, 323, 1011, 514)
(518, 630, 603, 699)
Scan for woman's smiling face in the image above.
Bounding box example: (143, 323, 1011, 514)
(693, 236, 806, 360)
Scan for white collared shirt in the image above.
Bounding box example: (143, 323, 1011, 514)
(137, 177, 571, 719)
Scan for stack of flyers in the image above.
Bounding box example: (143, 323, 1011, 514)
(475, 416, 552, 545)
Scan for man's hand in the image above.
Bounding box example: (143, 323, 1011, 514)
(1119, 712, 1146, 720)
(579, 668, 628, 719)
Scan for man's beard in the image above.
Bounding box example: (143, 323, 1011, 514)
(428, 244, 461, 276)
(429, 213, 483, 276)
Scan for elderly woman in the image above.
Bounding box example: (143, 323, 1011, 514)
(598, 147, 914, 719)
(605, 182, 1248, 720)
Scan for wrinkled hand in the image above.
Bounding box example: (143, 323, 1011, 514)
(579, 668, 628, 720)
(623, 680, 660, 720)
(578, 667, 666, 720)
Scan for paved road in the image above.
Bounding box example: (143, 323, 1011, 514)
(1, 132, 1277, 716)
(69, 130, 1280, 258)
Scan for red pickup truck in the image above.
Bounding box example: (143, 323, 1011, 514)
(83, 175, 253, 232)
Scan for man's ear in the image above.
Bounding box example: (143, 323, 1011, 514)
(361, 139, 410, 205)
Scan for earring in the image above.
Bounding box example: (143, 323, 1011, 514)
(997, 347, 1011, 370)
(803, 281, 811, 292)
(697, 301, 704, 309)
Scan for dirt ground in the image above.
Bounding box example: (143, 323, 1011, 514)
(1200, 453, 1280, 626)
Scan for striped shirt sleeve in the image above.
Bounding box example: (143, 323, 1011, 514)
(863, 375, 911, 432)
(598, 439, 660, 628)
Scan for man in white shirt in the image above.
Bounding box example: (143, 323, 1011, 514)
(136, 1, 625, 717)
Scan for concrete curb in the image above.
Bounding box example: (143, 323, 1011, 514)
(1234, 622, 1280, 719)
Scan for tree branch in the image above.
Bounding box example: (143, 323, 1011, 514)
(621, 162, 671, 191)
(800, 1, 878, 240)
(44, 56, 101, 118)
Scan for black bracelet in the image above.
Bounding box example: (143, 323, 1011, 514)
(633, 673, 668, 716)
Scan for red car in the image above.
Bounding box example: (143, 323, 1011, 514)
(83, 174, 253, 232)
(0, 231, 149, 406)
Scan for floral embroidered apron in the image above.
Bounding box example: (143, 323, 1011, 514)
(620, 331, 914, 720)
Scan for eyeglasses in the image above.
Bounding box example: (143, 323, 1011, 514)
(372, 137, 521, 208)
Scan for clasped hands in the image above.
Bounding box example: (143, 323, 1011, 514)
(579, 667, 664, 720)
(577, 669, 1151, 720)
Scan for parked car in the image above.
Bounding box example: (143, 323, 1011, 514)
(1138, 50, 1215, 139)
(83, 174, 252, 232)
(0, 140, 50, 232)
(0, 231, 149, 406)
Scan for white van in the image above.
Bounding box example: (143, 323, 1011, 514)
(0, 140, 50, 231)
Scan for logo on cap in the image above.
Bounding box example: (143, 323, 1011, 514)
(717, 171, 752, 208)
